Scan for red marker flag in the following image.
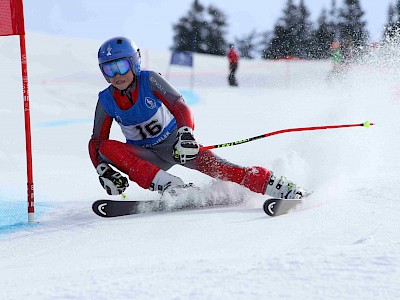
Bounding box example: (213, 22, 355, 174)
(0, 0, 25, 36)
(1, 0, 34, 223)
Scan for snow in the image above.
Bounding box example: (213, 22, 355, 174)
(1, 32, 400, 299)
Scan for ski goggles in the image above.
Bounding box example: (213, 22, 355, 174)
(101, 58, 132, 78)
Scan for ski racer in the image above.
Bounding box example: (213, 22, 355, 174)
(89, 36, 309, 199)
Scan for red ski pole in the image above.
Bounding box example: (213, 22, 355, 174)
(200, 121, 374, 151)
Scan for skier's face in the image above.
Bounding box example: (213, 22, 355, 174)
(110, 70, 134, 91)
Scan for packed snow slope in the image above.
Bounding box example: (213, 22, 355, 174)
(1, 33, 399, 299)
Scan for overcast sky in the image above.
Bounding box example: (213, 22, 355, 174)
(24, 0, 393, 50)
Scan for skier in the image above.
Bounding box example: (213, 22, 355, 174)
(330, 42, 343, 70)
(326, 41, 344, 81)
(227, 44, 239, 86)
(89, 36, 308, 200)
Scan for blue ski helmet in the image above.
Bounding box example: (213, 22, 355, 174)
(98, 37, 141, 81)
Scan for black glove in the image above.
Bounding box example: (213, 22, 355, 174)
(173, 126, 199, 164)
(96, 163, 129, 195)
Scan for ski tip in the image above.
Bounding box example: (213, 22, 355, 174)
(92, 200, 108, 217)
(263, 198, 303, 217)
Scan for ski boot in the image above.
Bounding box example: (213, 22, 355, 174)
(149, 170, 185, 194)
(264, 172, 310, 199)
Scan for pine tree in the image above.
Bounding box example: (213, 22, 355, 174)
(388, 3, 396, 23)
(262, 0, 298, 59)
(281, 0, 300, 57)
(328, 0, 340, 41)
(397, 0, 400, 19)
(262, 0, 314, 59)
(338, 0, 368, 48)
(312, 9, 334, 59)
(206, 5, 228, 55)
(295, 0, 313, 58)
(384, 2, 400, 41)
(263, 24, 291, 59)
(172, 0, 206, 53)
(172, 0, 228, 55)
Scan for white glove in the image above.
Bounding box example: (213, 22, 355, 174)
(96, 163, 129, 195)
(173, 126, 199, 164)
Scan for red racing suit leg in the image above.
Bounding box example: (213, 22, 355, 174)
(99, 140, 160, 189)
(191, 150, 271, 194)
(98, 140, 271, 194)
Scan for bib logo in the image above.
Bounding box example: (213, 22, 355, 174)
(145, 97, 156, 109)
(106, 44, 112, 56)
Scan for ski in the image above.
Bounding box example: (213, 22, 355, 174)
(263, 198, 303, 217)
(92, 199, 165, 217)
(92, 197, 245, 218)
(93, 197, 305, 218)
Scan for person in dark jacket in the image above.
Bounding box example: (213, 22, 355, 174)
(227, 44, 239, 86)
